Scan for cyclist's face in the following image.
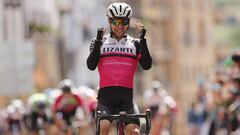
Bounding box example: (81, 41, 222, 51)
(109, 18, 129, 38)
(63, 91, 71, 96)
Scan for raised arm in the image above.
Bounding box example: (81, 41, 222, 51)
(87, 39, 102, 70)
(136, 38, 152, 70)
(139, 38, 152, 70)
(87, 28, 104, 70)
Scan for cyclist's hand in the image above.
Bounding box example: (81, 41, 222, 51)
(92, 27, 105, 49)
(135, 22, 146, 39)
(96, 27, 105, 41)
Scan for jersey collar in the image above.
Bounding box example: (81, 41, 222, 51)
(107, 33, 128, 43)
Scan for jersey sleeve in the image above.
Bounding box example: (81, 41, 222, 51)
(52, 95, 62, 112)
(89, 39, 95, 52)
(74, 94, 90, 113)
(134, 39, 152, 70)
(87, 38, 102, 70)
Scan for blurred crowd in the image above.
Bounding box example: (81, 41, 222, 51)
(0, 79, 177, 135)
(0, 79, 176, 135)
(2, 53, 240, 135)
(0, 79, 98, 135)
(187, 52, 240, 135)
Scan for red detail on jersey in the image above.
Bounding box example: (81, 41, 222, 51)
(53, 94, 83, 113)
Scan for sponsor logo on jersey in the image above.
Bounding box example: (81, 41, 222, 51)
(102, 47, 134, 54)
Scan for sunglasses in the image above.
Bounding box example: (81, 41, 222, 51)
(110, 19, 130, 26)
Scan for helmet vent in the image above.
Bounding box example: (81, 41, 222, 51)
(123, 6, 128, 15)
(112, 5, 118, 16)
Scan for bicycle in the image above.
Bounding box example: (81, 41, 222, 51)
(23, 113, 49, 135)
(36, 116, 47, 135)
(96, 109, 151, 135)
(54, 109, 90, 135)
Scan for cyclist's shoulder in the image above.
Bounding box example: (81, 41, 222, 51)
(126, 35, 141, 50)
(90, 34, 109, 43)
(72, 94, 83, 100)
(126, 34, 139, 41)
(125, 35, 141, 53)
(55, 94, 64, 100)
(121, 34, 138, 44)
(52, 95, 63, 109)
(28, 93, 48, 102)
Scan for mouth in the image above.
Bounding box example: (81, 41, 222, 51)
(116, 28, 125, 33)
(116, 30, 124, 33)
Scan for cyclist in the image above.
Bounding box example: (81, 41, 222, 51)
(144, 81, 177, 135)
(87, 2, 152, 135)
(78, 85, 97, 123)
(26, 92, 50, 135)
(52, 79, 86, 133)
(6, 99, 25, 135)
(143, 81, 167, 118)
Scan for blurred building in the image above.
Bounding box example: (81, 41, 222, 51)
(0, 0, 35, 106)
(54, 0, 106, 87)
(24, 0, 61, 89)
(213, 0, 240, 61)
(141, 0, 216, 134)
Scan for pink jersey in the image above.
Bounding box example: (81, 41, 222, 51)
(98, 34, 140, 88)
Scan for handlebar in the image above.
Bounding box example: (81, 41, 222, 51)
(96, 109, 151, 135)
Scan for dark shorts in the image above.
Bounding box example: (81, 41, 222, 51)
(96, 86, 139, 125)
(149, 105, 159, 118)
(30, 112, 47, 131)
(56, 108, 77, 126)
(8, 119, 21, 132)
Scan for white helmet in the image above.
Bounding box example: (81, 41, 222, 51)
(107, 2, 133, 19)
(152, 80, 163, 90)
(58, 79, 74, 92)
